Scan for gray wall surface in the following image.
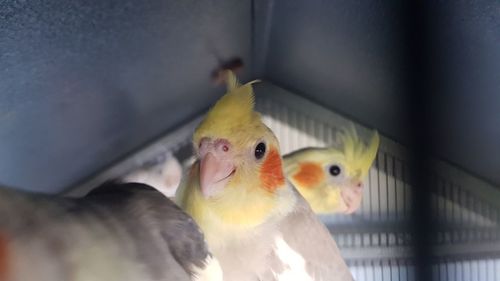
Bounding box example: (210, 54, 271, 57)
(263, 1, 406, 141)
(427, 1, 500, 187)
(262, 0, 500, 186)
(0, 0, 499, 192)
(0, 0, 253, 192)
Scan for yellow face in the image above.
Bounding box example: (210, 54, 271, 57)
(196, 124, 284, 191)
(284, 129, 379, 214)
(187, 126, 285, 225)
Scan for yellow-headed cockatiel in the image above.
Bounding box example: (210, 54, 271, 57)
(0, 182, 222, 281)
(283, 128, 379, 214)
(176, 72, 353, 281)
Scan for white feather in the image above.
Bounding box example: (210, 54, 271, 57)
(272, 236, 314, 281)
(191, 255, 223, 281)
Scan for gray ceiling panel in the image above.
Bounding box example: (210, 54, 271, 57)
(263, 0, 500, 186)
(0, 0, 252, 193)
(263, 1, 407, 142)
(428, 0, 500, 186)
(1, 0, 499, 192)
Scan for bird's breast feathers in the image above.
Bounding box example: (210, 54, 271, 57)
(202, 182, 298, 249)
(271, 235, 314, 281)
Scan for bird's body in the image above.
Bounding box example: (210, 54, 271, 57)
(283, 129, 379, 215)
(0, 183, 221, 281)
(176, 72, 353, 281)
(202, 187, 350, 281)
(180, 164, 352, 281)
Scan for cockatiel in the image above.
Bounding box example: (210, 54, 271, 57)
(176, 72, 353, 281)
(283, 128, 379, 214)
(0, 182, 222, 281)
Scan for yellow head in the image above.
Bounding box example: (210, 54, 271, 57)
(177, 71, 290, 234)
(284, 126, 379, 214)
(335, 126, 380, 180)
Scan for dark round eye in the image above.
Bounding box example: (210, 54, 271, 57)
(329, 165, 341, 176)
(254, 142, 266, 159)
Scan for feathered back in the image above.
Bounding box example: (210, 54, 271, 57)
(335, 125, 380, 178)
(193, 71, 261, 147)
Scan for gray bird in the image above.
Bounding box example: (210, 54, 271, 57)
(0, 182, 222, 281)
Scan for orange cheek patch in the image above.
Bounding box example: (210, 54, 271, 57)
(0, 233, 9, 281)
(292, 162, 325, 188)
(260, 148, 285, 192)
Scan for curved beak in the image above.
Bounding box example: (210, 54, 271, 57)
(199, 152, 235, 198)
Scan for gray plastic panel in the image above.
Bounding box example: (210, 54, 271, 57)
(0, 0, 253, 193)
(1, 0, 499, 193)
(263, 0, 500, 186)
(425, 0, 500, 188)
(264, 1, 406, 141)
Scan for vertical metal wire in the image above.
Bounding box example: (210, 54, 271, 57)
(384, 153, 390, 221)
(368, 166, 374, 222)
(377, 152, 382, 223)
(402, 161, 408, 219)
(394, 158, 399, 222)
(492, 258, 497, 281)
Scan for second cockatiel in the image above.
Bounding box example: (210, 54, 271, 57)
(0, 182, 222, 281)
(283, 128, 379, 214)
(176, 72, 353, 281)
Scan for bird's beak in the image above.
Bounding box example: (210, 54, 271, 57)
(199, 151, 235, 198)
(340, 177, 364, 214)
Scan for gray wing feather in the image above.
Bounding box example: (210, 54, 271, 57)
(0, 183, 212, 281)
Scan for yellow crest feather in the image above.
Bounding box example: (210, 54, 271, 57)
(335, 125, 380, 178)
(225, 70, 241, 91)
(193, 71, 261, 146)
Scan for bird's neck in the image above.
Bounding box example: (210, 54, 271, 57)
(179, 175, 296, 242)
(202, 185, 297, 250)
(189, 182, 280, 226)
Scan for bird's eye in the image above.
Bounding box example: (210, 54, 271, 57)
(329, 165, 341, 176)
(254, 142, 266, 159)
